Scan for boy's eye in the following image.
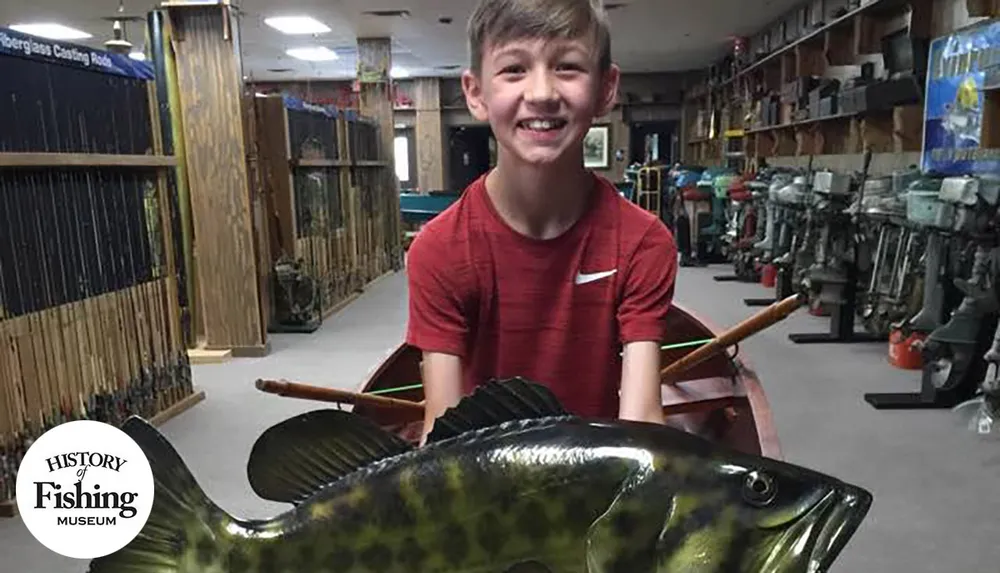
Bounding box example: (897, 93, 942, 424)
(499, 65, 526, 75)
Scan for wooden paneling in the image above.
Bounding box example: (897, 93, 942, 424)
(167, 4, 266, 353)
(414, 78, 445, 191)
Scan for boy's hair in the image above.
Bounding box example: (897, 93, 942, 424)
(467, 0, 612, 76)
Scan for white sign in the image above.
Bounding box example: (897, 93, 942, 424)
(16, 420, 154, 559)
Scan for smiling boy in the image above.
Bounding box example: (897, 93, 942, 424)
(406, 0, 678, 442)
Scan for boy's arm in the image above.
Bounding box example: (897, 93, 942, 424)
(419, 352, 463, 443)
(617, 221, 679, 425)
(620, 340, 665, 424)
(404, 231, 471, 444)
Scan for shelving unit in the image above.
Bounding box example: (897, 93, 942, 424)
(252, 94, 400, 331)
(0, 26, 203, 517)
(683, 0, 935, 167)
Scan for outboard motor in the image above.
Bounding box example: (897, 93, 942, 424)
(866, 174, 1000, 409)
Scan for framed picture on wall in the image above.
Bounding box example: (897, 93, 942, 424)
(583, 125, 610, 169)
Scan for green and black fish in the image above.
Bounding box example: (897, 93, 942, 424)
(87, 378, 872, 573)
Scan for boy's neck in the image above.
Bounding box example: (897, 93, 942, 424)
(485, 153, 595, 241)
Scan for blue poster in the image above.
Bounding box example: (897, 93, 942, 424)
(921, 18, 1000, 175)
(0, 26, 155, 81)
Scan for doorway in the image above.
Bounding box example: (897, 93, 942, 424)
(630, 121, 678, 165)
(447, 125, 493, 192)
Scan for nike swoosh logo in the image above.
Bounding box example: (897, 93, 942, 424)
(575, 269, 617, 285)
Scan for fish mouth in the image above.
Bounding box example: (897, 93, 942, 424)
(806, 485, 873, 572)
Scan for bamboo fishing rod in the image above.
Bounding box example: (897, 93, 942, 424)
(254, 378, 425, 414)
(661, 293, 807, 384)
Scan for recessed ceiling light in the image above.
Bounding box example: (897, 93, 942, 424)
(265, 16, 331, 35)
(286, 46, 338, 61)
(362, 10, 411, 18)
(9, 23, 92, 40)
(128, 51, 146, 61)
(391, 68, 411, 78)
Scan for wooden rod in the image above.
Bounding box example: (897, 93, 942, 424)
(255, 378, 425, 412)
(661, 293, 807, 384)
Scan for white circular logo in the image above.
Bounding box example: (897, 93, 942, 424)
(15, 420, 154, 559)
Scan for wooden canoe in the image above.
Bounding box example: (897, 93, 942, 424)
(339, 302, 783, 460)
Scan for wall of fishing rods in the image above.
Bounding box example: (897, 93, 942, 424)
(697, 150, 1000, 429)
(0, 10, 408, 509)
(0, 29, 195, 510)
(254, 94, 403, 333)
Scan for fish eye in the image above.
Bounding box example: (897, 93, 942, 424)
(742, 471, 777, 507)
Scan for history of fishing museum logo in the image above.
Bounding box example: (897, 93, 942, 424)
(15, 420, 154, 559)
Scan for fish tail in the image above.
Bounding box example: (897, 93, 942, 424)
(87, 417, 236, 573)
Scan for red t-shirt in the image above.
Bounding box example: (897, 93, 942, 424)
(405, 172, 677, 418)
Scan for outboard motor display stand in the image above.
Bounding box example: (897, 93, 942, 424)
(788, 149, 887, 344)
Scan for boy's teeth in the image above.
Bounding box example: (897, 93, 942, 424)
(522, 119, 562, 130)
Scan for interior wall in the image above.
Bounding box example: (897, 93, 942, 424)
(251, 72, 686, 190)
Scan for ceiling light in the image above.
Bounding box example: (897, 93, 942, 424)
(9, 23, 92, 40)
(128, 51, 146, 61)
(391, 68, 411, 78)
(286, 46, 338, 61)
(264, 16, 330, 35)
(362, 10, 411, 18)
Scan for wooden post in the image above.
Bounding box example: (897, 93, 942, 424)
(161, 2, 269, 357)
(414, 78, 445, 191)
(357, 37, 403, 273)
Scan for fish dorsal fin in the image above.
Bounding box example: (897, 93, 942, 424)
(426, 377, 570, 443)
(246, 409, 413, 505)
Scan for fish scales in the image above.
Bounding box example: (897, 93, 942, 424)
(216, 420, 633, 573)
(87, 378, 873, 573)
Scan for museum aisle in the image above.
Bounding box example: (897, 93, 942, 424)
(2, 266, 998, 572)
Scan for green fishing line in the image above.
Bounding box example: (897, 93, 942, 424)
(368, 383, 424, 395)
(618, 337, 715, 356)
(661, 338, 715, 350)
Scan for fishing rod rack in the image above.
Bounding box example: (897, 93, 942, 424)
(252, 94, 402, 334)
(0, 26, 204, 517)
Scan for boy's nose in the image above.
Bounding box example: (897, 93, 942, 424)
(524, 70, 558, 104)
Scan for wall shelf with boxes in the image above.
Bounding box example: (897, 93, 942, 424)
(683, 0, 935, 165)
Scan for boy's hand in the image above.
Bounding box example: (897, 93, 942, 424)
(619, 340, 666, 425)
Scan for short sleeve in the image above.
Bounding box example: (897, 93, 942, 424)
(617, 221, 678, 343)
(405, 229, 471, 357)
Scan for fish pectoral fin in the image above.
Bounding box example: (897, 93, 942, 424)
(585, 470, 674, 573)
(426, 377, 571, 443)
(247, 409, 413, 505)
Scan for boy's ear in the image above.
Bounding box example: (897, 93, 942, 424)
(461, 69, 490, 122)
(596, 63, 621, 118)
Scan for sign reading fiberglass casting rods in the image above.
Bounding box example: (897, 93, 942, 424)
(15, 421, 154, 559)
(0, 26, 155, 80)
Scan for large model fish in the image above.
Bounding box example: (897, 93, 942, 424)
(88, 378, 872, 572)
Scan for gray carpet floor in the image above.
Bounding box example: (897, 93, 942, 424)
(3, 266, 998, 571)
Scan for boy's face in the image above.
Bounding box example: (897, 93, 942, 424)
(462, 34, 619, 169)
